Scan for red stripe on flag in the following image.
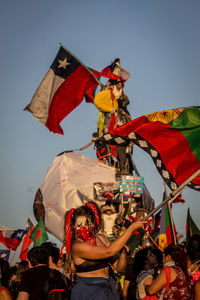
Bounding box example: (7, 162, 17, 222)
(0, 232, 21, 250)
(138, 122, 200, 185)
(46, 65, 99, 134)
(111, 116, 200, 186)
(19, 228, 34, 260)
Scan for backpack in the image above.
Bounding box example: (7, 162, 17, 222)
(48, 288, 68, 300)
(44, 269, 68, 300)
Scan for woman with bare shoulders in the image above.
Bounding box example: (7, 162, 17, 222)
(145, 244, 192, 300)
(64, 201, 146, 300)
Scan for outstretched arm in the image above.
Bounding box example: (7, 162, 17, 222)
(72, 221, 146, 260)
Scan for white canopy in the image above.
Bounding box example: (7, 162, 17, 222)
(39, 152, 116, 241)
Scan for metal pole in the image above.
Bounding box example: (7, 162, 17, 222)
(142, 169, 200, 221)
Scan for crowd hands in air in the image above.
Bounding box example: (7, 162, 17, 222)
(1, 201, 199, 300)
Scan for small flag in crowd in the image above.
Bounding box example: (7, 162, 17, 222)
(186, 208, 200, 246)
(100, 61, 130, 82)
(24, 45, 100, 134)
(30, 217, 49, 247)
(101, 106, 200, 191)
(158, 204, 173, 250)
(0, 227, 26, 250)
(158, 185, 174, 250)
(19, 217, 35, 261)
(0, 249, 10, 262)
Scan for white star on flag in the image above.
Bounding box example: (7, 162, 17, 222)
(0, 253, 6, 258)
(16, 231, 23, 238)
(58, 57, 70, 69)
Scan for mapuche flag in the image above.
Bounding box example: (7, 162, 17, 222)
(159, 203, 173, 250)
(101, 107, 200, 191)
(30, 217, 49, 247)
(24, 46, 100, 134)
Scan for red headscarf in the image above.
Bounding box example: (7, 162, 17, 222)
(85, 202, 101, 229)
(65, 202, 101, 254)
(65, 208, 76, 254)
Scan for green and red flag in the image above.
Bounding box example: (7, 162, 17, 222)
(85, 68, 101, 103)
(186, 208, 200, 246)
(24, 46, 100, 134)
(159, 203, 174, 250)
(101, 107, 200, 191)
(30, 217, 49, 247)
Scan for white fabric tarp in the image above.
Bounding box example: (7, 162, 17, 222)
(40, 152, 116, 241)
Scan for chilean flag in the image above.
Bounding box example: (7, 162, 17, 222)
(19, 217, 35, 261)
(24, 46, 99, 134)
(0, 227, 26, 250)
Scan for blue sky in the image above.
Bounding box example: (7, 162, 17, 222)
(0, 0, 199, 251)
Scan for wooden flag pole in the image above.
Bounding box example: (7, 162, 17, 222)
(142, 169, 200, 221)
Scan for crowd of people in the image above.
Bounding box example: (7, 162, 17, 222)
(1, 59, 199, 300)
(1, 201, 199, 300)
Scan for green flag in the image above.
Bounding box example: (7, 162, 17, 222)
(30, 217, 49, 246)
(186, 208, 200, 246)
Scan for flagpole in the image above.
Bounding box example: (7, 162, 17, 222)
(59, 43, 101, 85)
(167, 200, 177, 245)
(143, 169, 200, 221)
(163, 181, 177, 245)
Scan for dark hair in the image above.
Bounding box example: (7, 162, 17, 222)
(164, 245, 190, 281)
(114, 58, 120, 64)
(41, 242, 60, 265)
(0, 258, 11, 288)
(132, 248, 151, 278)
(15, 260, 29, 282)
(65, 201, 102, 249)
(151, 248, 163, 265)
(27, 246, 49, 267)
(187, 234, 200, 263)
(92, 132, 98, 138)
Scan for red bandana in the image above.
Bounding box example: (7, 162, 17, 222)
(75, 225, 96, 245)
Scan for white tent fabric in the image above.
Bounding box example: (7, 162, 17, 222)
(40, 152, 116, 241)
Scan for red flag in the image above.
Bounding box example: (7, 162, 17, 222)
(25, 46, 99, 134)
(19, 228, 34, 260)
(84, 68, 101, 103)
(104, 107, 200, 191)
(100, 62, 130, 82)
(19, 217, 35, 260)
